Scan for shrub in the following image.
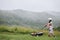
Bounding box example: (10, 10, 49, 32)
(56, 26, 60, 31)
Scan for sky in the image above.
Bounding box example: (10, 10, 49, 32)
(0, 0, 60, 12)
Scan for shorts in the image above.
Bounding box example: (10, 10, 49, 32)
(49, 27, 53, 33)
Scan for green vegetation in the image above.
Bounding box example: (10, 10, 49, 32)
(0, 25, 60, 40)
(0, 25, 38, 34)
(56, 26, 60, 31)
(0, 30, 60, 40)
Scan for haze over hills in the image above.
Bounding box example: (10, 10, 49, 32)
(0, 9, 60, 29)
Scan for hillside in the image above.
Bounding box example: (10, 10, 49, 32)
(0, 9, 60, 29)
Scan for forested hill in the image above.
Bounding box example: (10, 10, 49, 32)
(0, 9, 60, 29)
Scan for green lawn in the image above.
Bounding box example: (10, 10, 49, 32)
(0, 31, 60, 40)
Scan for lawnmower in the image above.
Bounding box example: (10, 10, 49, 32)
(31, 27, 45, 36)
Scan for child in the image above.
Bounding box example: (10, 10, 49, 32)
(44, 18, 55, 37)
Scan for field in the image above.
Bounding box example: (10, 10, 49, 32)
(0, 25, 60, 40)
(0, 31, 60, 40)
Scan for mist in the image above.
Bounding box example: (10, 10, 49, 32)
(0, 0, 60, 12)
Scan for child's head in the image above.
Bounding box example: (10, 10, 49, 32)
(48, 18, 52, 23)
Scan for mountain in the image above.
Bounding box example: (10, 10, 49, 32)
(0, 9, 60, 29)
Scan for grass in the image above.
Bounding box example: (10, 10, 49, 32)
(0, 31, 60, 40)
(0, 25, 38, 34)
(0, 25, 60, 40)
